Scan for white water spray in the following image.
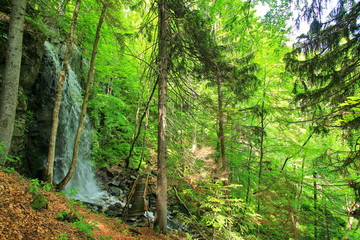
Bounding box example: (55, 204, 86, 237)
(44, 41, 115, 206)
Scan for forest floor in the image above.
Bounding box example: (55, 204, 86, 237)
(0, 169, 185, 240)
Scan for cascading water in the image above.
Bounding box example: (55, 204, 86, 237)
(43, 41, 114, 205)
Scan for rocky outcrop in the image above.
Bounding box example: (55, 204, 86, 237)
(0, 14, 87, 177)
(0, 18, 45, 173)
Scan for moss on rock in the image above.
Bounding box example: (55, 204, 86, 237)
(30, 190, 48, 211)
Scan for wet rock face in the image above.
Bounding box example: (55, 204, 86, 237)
(13, 33, 45, 163)
(20, 32, 46, 92)
(22, 39, 86, 179)
(25, 41, 61, 178)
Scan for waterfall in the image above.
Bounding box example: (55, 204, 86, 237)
(43, 41, 111, 205)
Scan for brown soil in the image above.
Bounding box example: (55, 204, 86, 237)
(0, 169, 185, 240)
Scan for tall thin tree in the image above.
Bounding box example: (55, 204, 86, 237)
(0, 0, 27, 163)
(44, 0, 82, 184)
(56, 1, 108, 191)
(216, 73, 227, 175)
(154, 0, 169, 234)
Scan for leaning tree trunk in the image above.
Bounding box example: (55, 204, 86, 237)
(153, 0, 169, 234)
(0, 0, 27, 163)
(44, 0, 82, 184)
(56, 2, 107, 191)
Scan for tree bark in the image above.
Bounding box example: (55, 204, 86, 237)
(136, 107, 149, 171)
(257, 75, 267, 237)
(154, 0, 168, 234)
(245, 146, 253, 204)
(314, 171, 318, 240)
(0, 0, 27, 163)
(44, 0, 81, 184)
(217, 78, 227, 174)
(56, 2, 107, 191)
(257, 98, 265, 211)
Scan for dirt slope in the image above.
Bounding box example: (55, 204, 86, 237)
(0, 169, 184, 240)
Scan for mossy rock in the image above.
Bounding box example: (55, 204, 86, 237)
(30, 190, 48, 211)
(57, 210, 81, 223)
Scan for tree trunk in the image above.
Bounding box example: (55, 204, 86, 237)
(56, 2, 107, 191)
(257, 98, 265, 212)
(217, 78, 227, 175)
(44, 0, 82, 184)
(257, 76, 267, 237)
(153, 0, 168, 234)
(314, 171, 318, 240)
(0, 0, 27, 163)
(245, 146, 253, 204)
(136, 107, 149, 171)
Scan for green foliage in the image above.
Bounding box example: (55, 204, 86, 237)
(28, 179, 51, 211)
(88, 94, 135, 166)
(285, 2, 360, 110)
(62, 187, 79, 199)
(72, 220, 99, 238)
(29, 178, 53, 193)
(338, 95, 360, 125)
(1, 166, 15, 174)
(29, 178, 41, 194)
(13, 0, 358, 238)
(0, 142, 21, 173)
(57, 200, 97, 238)
(177, 177, 259, 239)
(100, 235, 113, 239)
(56, 233, 69, 240)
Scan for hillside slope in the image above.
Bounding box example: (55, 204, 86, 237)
(0, 169, 183, 240)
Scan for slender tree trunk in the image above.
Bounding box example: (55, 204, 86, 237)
(154, 0, 169, 234)
(256, 99, 265, 237)
(257, 98, 265, 212)
(212, 21, 226, 180)
(217, 79, 227, 174)
(56, 2, 107, 191)
(323, 197, 330, 239)
(245, 146, 253, 204)
(257, 75, 267, 237)
(136, 107, 149, 171)
(0, 0, 27, 163)
(44, 0, 82, 184)
(314, 171, 318, 240)
(257, 84, 266, 201)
